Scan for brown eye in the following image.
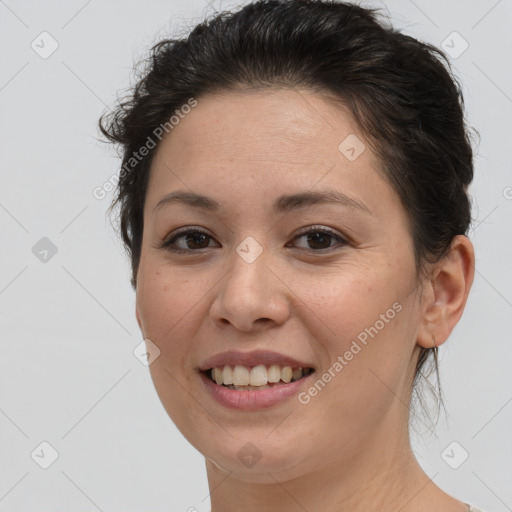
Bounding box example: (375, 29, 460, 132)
(289, 227, 347, 252)
(161, 226, 347, 254)
(162, 229, 217, 253)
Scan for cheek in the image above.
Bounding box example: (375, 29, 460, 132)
(291, 266, 397, 345)
(136, 262, 197, 357)
(291, 265, 413, 399)
(135, 263, 204, 427)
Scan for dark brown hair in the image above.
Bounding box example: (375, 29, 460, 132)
(98, 0, 477, 428)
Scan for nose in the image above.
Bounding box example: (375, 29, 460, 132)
(210, 246, 290, 333)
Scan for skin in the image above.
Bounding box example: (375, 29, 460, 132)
(134, 88, 475, 512)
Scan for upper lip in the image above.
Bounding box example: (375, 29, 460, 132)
(198, 349, 315, 371)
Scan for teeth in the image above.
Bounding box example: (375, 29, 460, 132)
(249, 365, 268, 386)
(209, 364, 311, 387)
(213, 367, 223, 385)
(292, 367, 303, 381)
(281, 366, 292, 383)
(268, 365, 281, 383)
(233, 365, 250, 385)
(222, 365, 234, 385)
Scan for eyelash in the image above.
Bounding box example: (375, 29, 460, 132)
(160, 226, 348, 254)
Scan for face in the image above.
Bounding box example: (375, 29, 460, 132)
(135, 88, 426, 482)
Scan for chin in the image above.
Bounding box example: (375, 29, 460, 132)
(203, 439, 312, 483)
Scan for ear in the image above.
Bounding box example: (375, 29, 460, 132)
(416, 235, 475, 349)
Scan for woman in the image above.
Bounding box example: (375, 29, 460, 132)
(99, 0, 484, 510)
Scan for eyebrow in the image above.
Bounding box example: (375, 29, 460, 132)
(153, 189, 372, 216)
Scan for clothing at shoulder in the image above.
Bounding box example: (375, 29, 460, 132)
(467, 504, 486, 512)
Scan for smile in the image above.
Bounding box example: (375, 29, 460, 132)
(200, 365, 316, 410)
(205, 364, 314, 389)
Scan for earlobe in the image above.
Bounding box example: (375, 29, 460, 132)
(417, 235, 475, 349)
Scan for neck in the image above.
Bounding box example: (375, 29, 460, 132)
(205, 409, 460, 512)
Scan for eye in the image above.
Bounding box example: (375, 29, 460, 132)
(288, 226, 347, 252)
(160, 225, 348, 254)
(161, 228, 218, 253)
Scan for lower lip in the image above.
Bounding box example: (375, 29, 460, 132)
(199, 371, 315, 410)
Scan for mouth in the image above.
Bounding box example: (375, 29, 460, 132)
(201, 364, 315, 391)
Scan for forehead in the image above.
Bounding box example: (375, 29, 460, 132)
(145, 88, 401, 224)
(159, 88, 366, 163)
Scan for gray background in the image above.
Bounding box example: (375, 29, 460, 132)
(1, 0, 511, 510)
